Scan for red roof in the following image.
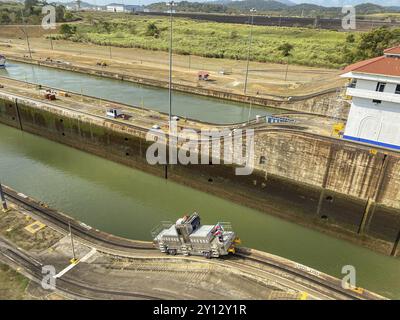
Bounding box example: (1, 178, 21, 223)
(384, 45, 400, 55)
(343, 55, 400, 77)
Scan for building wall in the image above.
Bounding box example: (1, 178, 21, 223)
(107, 6, 125, 12)
(344, 78, 400, 149)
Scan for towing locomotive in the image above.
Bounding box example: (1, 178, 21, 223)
(152, 212, 239, 258)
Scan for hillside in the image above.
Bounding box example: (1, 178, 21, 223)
(147, 0, 400, 17)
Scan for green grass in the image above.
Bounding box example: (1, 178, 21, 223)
(60, 15, 353, 69)
(0, 263, 30, 299)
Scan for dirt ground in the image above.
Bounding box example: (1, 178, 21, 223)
(0, 26, 345, 98)
(0, 263, 30, 299)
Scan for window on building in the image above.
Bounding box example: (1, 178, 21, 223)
(373, 99, 382, 104)
(396, 84, 400, 94)
(376, 82, 386, 92)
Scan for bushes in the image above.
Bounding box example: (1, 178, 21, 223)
(69, 15, 366, 68)
(145, 22, 160, 38)
(60, 24, 76, 37)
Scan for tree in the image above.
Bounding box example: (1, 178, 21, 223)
(24, 0, 38, 15)
(55, 5, 66, 23)
(278, 42, 294, 57)
(60, 24, 75, 37)
(346, 33, 355, 43)
(145, 22, 160, 38)
(0, 13, 11, 24)
(343, 27, 400, 63)
(278, 43, 294, 81)
(356, 27, 399, 60)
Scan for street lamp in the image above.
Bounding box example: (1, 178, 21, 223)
(20, 9, 32, 60)
(243, 8, 256, 96)
(166, 1, 176, 132)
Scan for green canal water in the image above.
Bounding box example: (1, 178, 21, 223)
(0, 61, 279, 124)
(0, 123, 399, 299)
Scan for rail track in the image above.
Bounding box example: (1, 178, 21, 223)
(0, 238, 161, 299)
(234, 251, 368, 300)
(3, 187, 155, 251)
(2, 187, 385, 300)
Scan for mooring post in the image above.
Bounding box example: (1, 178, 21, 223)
(0, 180, 8, 212)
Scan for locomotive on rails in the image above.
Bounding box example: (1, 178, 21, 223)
(152, 212, 240, 258)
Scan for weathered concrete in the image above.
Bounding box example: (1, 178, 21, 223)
(0, 92, 398, 257)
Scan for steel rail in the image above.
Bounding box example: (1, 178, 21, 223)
(4, 189, 155, 251)
(1, 247, 161, 300)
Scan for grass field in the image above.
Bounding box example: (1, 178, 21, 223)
(62, 14, 351, 68)
(0, 263, 29, 299)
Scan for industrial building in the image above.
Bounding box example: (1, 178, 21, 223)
(341, 46, 400, 150)
(106, 3, 143, 13)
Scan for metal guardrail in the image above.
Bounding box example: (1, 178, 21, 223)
(150, 221, 173, 238)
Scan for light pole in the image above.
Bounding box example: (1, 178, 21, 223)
(166, 1, 176, 132)
(165, 1, 176, 179)
(68, 222, 77, 263)
(20, 9, 32, 59)
(243, 8, 256, 96)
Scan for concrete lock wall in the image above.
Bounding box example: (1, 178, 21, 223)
(8, 56, 350, 120)
(0, 95, 399, 256)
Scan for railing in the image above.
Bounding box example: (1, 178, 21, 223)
(217, 222, 233, 232)
(150, 221, 173, 239)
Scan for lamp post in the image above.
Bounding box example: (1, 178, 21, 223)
(68, 222, 77, 263)
(165, 1, 176, 179)
(166, 1, 176, 132)
(243, 8, 256, 96)
(20, 9, 32, 60)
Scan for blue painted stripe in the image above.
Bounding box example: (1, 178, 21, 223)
(343, 135, 400, 150)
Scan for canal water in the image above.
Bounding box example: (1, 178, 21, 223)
(0, 123, 399, 298)
(0, 61, 279, 124)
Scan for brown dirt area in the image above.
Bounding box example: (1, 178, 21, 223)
(0, 26, 346, 98)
